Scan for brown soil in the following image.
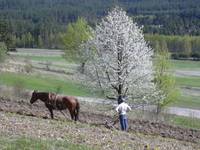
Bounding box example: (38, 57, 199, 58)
(0, 96, 200, 144)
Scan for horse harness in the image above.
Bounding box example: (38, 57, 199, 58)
(47, 93, 62, 110)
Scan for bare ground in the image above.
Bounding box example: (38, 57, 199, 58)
(0, 96, 200, 150)
(1, 111, 199, 150)
(181, 86, 200, 97)
(175, 70, 200, 77)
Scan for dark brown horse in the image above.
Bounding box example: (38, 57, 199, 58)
(30, 90, 80, 121)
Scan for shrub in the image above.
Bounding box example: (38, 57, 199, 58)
(13, 79, 25, 97)
(191, 52, 200, 58)
(178, 53, 189, 58)
(171, 53, 179, 59)
(24, 59, 33, 73)
(0, 42, 7, 62)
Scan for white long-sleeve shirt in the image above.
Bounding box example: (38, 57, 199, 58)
(115, 102, 131, 115)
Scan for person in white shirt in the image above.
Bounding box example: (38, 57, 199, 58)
(115, 96, 131, 131)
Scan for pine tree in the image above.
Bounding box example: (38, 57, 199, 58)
(182, 37, 192, 58)
(0, 20, 12, 49)
(21, 34, 26, 48)
(37, 35, 43, 48)
(26, 32, 34, 48)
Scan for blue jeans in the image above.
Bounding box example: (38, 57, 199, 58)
(119, 114, 128, 131)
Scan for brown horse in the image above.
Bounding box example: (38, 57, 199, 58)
(30, 90, 80, 121)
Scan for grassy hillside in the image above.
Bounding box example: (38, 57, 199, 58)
(170, 115, 200, 130)
(0, 136, 91, 150)
(171, 95, 200, 110)
(2, 50, 200, 109)
(171, 60, 200, 70)
(176, 76, 200, 88)
(0, 72, 95, 97)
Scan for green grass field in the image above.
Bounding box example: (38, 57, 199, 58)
(170, 95, 200, 110)
(175, 76, 200, 87)
(0, 136, 91, 150)
(170, 115, 200, 130)
(171, 60, 200, 70)
(0, 72, 98, 97)
(170, 76, 200, 109)
(15, 55, 77, 70)
(171, 60, 200, 109)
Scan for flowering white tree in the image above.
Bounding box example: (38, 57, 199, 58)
(86, 7, 155, 103)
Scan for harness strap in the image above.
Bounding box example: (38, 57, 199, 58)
(60, 110, 68, 119)
(48, 93, 58, 109)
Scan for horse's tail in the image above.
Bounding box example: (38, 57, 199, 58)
(75, 99, 80, 121)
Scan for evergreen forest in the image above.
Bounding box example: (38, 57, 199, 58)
(0, 0, 200, 57)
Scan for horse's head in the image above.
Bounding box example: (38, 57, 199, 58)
(30, 90, 38, 104)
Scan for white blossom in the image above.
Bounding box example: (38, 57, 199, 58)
(86, 7, 156, 101)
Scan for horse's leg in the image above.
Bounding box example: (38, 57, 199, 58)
(48, 107, 54, 119)
(71, 112, 75, 121)
(71, 109, 77, 121)
(74, 109, 79, 121)
(72, 108, 77, 121)
(69, 109, 75, 121)
(74, 102, 79, 121)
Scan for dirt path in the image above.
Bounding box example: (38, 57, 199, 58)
(0, 97, 200, 144)
(9, 48, 65, 56)
(175, 70, 200, 77)
(181, 86, 200, 97)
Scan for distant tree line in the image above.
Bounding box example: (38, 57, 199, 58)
(0, 20, 12, 49)
(146, 35, 200, 59)
(0, 0, 200, 49)
(1, 20, 200, 60)
(12, 32, 62, 49)
(0, 0, 200, 58)
(0, 19, 63, 49)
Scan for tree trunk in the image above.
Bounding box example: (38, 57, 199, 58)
(117, 45, 123, 104)
(80, 62, 85, 74)
(156, 103, 161, 115)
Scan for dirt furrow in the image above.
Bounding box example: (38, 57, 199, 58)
(0, 97, 200, 143)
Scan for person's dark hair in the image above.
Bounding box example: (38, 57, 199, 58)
(118, 95, 127, 104)
(118, 95, 122, 104)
